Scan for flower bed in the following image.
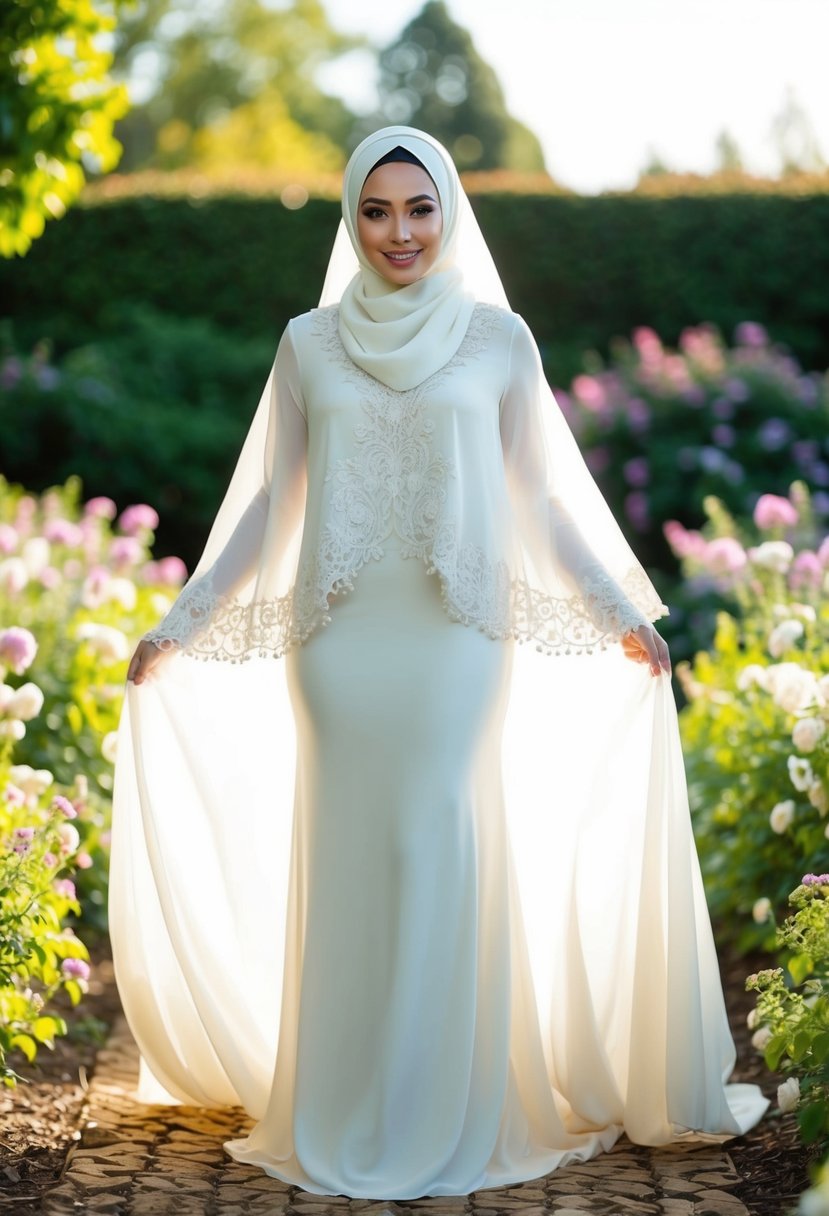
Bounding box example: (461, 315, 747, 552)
(0, 476, 187, 1081)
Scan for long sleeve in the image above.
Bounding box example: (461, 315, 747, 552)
(143, 322, 308, 654)
(499, 314, 662, 643)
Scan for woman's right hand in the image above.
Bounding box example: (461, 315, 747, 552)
(127, 639, 169, 685)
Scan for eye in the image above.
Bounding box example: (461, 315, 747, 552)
(411, 205, 434, 217)
(361, 207, 386, 220)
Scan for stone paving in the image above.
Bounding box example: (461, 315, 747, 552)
(42, 1015, 752, 1216)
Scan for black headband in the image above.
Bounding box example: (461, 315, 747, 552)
(367, 144, 428, 175)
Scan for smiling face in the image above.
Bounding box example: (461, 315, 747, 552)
(356, 161, 444, 285)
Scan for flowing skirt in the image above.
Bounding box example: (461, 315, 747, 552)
(110, 546, 768, 1201)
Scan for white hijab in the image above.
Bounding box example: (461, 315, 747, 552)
(321, 125, 509, 391)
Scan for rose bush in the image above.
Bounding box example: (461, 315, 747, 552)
(669, 483, 829, 949)
(0, 475, 188, 929)
(560, 323, 829, 660)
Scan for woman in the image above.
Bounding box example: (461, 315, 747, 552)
(111, 125, 767, 1200)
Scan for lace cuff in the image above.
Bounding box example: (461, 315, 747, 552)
(143, 572, 226, 653)
(580, 565, 657, 639)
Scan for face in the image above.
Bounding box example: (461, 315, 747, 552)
(356, 162, 443, 285)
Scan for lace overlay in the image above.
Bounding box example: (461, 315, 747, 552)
(144, 304, 668, 662)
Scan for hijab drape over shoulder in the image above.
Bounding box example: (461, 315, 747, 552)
(109, 125, 768, 1164)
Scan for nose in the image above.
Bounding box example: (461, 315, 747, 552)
(391, 212, 411, 243)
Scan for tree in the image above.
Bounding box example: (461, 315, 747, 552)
(714, 129, 744, 174)
(0, 0, 130, 258)
(108, 0, 363, 172)
(373, 0, 547, 173)
(769, 86, 825, 176)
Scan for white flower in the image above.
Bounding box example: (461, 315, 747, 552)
(767, 663, 821, 713)
(770, 800, 795, 833)
(8, 764, 53, 797)
(820, 675, 829, 703)
(0, 718, 25, 741)
(768, 619, 805, 658)
(799, 1182, 829, 1216)
(0, 558, 28, 595)
(737, 664, 767, 692)
(56, 822, 80, 854)
(7, 682, 44, 722)
(150, 592, 173, 617)
(751, 1026, 773, 1051)
(108, 577, 137, 610)
(0, 684, 14, 712)
(76, 623, 129, 663)
(777, 1076, 800, 1113)
(101, 731, 119, 764)
(789, 756, 815, 791)
(746, 1008, 758, 1030)
(793, 717, 826, 753)
(791, 602, 818, 624)
(750, 540, 794, 572)
(753, 897, 772, 924)
(21, 536, 50, 576)
(809, 782, 829, 817)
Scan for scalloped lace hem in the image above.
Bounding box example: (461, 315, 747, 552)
(142, 554, 669, 663)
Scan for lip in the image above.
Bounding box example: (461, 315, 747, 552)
(382, 249, 422, 265)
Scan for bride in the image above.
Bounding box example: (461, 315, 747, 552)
(111, 124, 768, 1200)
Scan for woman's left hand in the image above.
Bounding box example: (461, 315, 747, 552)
(622, 623, 672, 677)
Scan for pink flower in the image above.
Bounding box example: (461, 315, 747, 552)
(109, 536, 143, 567)
(663, 520, 704, 560)
(0, 626, 38, 674)
(623, 457, 650, 487)
(84, 496, 117, 520)
(0, 524, 18, 554)
(52, 794, 78, 819)
(571, 374, 607, 412)
(156, 555, 188, 585)
(118, 504, 159, 535)
(38, 566, 62, 590)
(754, 494, 798, 530)
(789, 551, 823, 590)
(43, 518, 84, 547)
(12, 826, 34, 855)
(624, 491, 650, 531)
(75, 851, 93, 869)
(626, 398, 651, 433)
(802, 874, 829, 886)
(735, 321, 769, 348)
(705, 537, 748, 576)
(53, 878, 76, 899)
(633, 327, 663, 360)
(61, 958, 90, 980)
(43, 850, 57, 867)
(4, 783, 25, 806)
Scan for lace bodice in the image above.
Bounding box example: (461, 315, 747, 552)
(144, 304, 667, 661)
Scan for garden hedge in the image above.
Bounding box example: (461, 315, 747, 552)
(3, 190, 829, 383)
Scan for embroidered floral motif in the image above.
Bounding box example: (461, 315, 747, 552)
(143, 303, 668, 662)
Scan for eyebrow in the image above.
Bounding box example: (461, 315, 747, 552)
(360, 194, 437, 206)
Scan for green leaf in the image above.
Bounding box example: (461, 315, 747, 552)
(10, 1033, 36, 1063)
(799, 1100, 827, 1144)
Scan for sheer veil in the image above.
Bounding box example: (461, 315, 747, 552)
(109, 125, 768, 1148)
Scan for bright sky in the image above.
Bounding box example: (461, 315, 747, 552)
(315, 0, 829, 193)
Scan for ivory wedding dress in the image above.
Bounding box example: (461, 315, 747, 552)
(109, 127, 768, 1201)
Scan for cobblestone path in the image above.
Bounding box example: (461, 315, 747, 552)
(41, 1016, 752, 1216)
